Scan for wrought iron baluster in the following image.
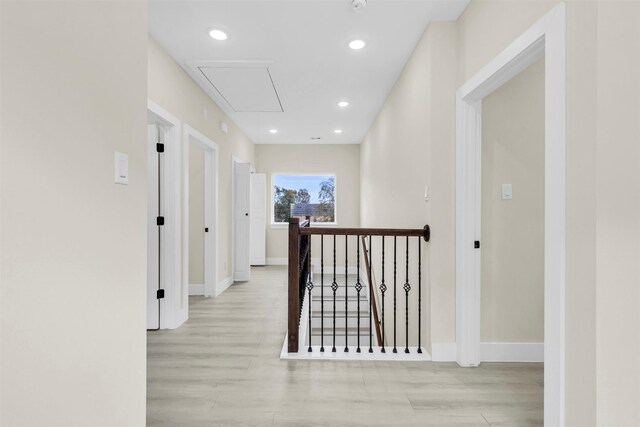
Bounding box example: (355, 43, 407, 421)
(356, 235, 362, 353)
(380, 236, 386, 353)
(321, 235, 324, 352)
(307, 236, 313, 352)
(344, 235, 349, 352)
(418, 236, 422, 353)
(332, 235, 337, 352)
(404, 236, 411, 354)
(393, 236, 397, 353)
(368, 235, 373, 353)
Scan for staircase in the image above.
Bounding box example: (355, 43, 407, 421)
(308, 273, 373, 348)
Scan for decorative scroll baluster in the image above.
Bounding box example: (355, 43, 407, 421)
(286, 222, 431, 357)
(404, 236, 411, 353)
(368, 236, 373, 353)
(320, 235, 324, 352)
(344, 236, 349, 352)
(418, 236, 422, 353)
(380, 237, 386, 353)
(307, 237, 313, 352)
(356, 236, 362, 353)
(332, 235, 337, 353)
(393, 236, 397, 353)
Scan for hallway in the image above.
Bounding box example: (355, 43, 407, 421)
(147, 266, 543, 426)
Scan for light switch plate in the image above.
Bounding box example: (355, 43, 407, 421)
(114, 151, 129, 185)
(501, 183, 512, 200)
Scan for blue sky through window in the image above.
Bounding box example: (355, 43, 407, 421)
(273, 175, 331, 204)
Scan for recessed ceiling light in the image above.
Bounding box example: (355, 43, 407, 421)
(269, 129, 278, 134)
(349, 40, 366, 50)
(209, 29, 228, 41)
(338, 101, 350, 108)
(334, 129, 343, 134)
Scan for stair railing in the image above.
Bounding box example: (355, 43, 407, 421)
(287, 220, 430, 355)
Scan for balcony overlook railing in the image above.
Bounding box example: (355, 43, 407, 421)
(287, 217, 430, 356)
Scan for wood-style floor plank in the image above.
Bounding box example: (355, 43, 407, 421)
(147, 266, 542, 426)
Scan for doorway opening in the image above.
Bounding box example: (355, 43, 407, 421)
(183, 125, 218, 297)
(455, 4, 565, 425)
(480, 58, 545, 362)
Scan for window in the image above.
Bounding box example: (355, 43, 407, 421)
(272, 174, 336, 224)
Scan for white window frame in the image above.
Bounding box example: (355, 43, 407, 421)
(270, 173, 337, 227)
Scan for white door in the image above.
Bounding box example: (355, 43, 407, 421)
(250, 173, 266, 266)
(234, 162, 251, 281)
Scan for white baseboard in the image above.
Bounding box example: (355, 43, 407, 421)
(432, 342, 457, 362)
(266, 257, 287, 266)
(215, 276, 233, 297)
(430, 342, 543, 363)
(480, 342, 544, 362)
(280, 335, 431, 361)
(189, 284, 204, 296)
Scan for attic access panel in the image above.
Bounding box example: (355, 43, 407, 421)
(198, 66, 283, 113)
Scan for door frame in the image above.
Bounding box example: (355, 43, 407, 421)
(182, 124, 219, 297)
(455, 3, 565, 426)
(147, 99, 185, 329)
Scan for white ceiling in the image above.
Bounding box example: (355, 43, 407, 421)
(149, 0, 469, 144)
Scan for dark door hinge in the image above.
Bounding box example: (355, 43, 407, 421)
(157, 216, 165, 226)
(156, 143, 165, 153)
(474, 240, 480, 249)
(157, 289, 165, 299)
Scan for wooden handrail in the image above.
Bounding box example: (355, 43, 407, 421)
(361, 236, 383, 347)
(299, 225, 430, 241)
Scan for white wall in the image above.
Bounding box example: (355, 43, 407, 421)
(255, 144, 360, 261)
(594, 2, 640, 424)
(148, 37, 255, 283)
(1, 1, 147, 425)
(480, 59, 545, 343)
(189, 143, 205, 284)
(360, 21, 458, 350)
(358, 0, 640, 424)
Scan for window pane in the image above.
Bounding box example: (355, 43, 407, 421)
(273, 174, 335, 223)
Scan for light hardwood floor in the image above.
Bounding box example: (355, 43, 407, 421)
(147, 266, 543, 427)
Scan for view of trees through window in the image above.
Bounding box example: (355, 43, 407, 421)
(273, 175, 335, 223)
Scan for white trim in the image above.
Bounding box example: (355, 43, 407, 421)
(280, 338, 431, 361)
(431, 343, 457, 362)
(215, 276, 233, 297)
(147, 99, 185, 330)
(189, 284, 204, 296)
(454, 4, 565, 426)
(480, 342, 544, 363)
(183, 124, 219, 298)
